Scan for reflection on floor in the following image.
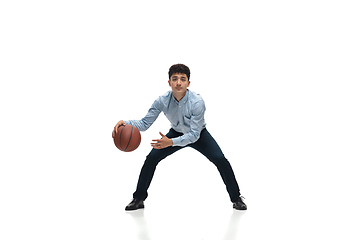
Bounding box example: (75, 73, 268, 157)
(125, 206, 246, 240)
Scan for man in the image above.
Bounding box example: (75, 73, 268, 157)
(112, 64, 247, 211)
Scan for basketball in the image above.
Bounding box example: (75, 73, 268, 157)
(113, 125, 141, 152)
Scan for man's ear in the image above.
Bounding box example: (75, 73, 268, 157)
(168, 80, 171, 87)
(187, 81, 191, 87)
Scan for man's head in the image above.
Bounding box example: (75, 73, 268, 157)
(168, 64, 191, 101)
(168, 64, 190, 80)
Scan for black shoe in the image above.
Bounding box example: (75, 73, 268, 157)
(125, 198, 144, 211)
(233, 196, 247, 210)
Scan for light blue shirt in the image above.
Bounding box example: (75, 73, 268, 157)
(125, 89, 206, 147)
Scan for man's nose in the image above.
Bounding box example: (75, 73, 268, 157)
(176, 79, 182, 85)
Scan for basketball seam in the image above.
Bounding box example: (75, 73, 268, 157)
(119, 126, 125, 151)
(128, 133, 141, 152)
(124, 126, 133, 151)
(127, 134, 140, 152)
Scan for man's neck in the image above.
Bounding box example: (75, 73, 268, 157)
(173, 90, 187, 102)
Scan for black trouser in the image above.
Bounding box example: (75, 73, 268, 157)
(133, 128, 241, 202)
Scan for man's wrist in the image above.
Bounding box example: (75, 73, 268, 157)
(171, 137, 180, 147)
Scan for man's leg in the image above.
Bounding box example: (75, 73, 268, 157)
(132, 128, 184, 201)
(189, 128, 241, 202)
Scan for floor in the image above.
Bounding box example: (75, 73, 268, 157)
(122, 205, 246, 240)
(2, 143, 359, 240)
(118, 191, 360, 240)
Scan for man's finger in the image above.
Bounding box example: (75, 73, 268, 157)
(150, 143, 161, 149)
(114, 121, 125, 134)
(159, 132, 165, 137)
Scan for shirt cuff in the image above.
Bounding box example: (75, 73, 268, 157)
(171, 137, 181, 147)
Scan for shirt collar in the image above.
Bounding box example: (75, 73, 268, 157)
(172, 89, 189, 104)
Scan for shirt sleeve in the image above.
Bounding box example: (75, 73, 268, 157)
(172, 100, 206, 147)
(124, 97, 162, 131)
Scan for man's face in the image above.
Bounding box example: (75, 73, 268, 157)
(168, 73, 190, 95)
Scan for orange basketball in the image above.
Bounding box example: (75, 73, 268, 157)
(113, 125, 141, 152)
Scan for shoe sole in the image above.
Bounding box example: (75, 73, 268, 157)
(233, 204, 247, 210)
(125, 204, 144, 211)
(233, 207, 247, 210)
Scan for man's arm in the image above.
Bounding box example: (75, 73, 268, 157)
(124, 97, 162, 131)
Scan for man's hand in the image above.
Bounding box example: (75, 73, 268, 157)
(112, 120, 125, 138)
(151, 132, 173, 149)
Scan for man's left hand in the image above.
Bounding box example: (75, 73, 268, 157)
(151, 132, 173, 149)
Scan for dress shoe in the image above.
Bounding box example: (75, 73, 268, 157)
(125, 198, 144, 211)
(233, 196, 247, 210)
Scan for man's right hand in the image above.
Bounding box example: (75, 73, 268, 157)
(112, 120, 125, 138)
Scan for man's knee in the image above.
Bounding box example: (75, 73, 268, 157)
(210, 154, 229, 167)
(144, 149, 165, 166)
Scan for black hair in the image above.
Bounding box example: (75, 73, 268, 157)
(168, 64, 190, 80)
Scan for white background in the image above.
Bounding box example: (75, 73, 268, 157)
(1, 0, 359, 239)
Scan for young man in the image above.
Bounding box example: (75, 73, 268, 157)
(112, 64, 247, 211)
